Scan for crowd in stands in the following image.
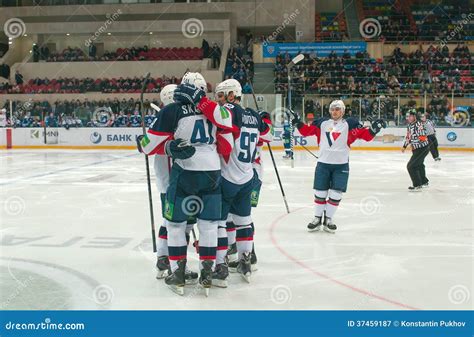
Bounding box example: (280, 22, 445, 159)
(1, 98, 162, 128)
(274, 43, 473, 96)
(360, 0, 474, 42)
(302, 95, 471, 126)
(32, 44, 205, 62)
(0, 75, 214, 94)
(223, 36, 255, 93)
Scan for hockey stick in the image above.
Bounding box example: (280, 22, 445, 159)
(286, 54, 305, 168)
(139, 72, 157, 253)
(235, 56, 290, 214)
(295, 137, 319, 159)
(150, 102, 160, 113)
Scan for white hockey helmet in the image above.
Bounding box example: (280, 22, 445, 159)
(160, 84, 177, 106)
(215, 79, 242, 99)
(181, 72, 207, 91)
(329, 99, 345, 112)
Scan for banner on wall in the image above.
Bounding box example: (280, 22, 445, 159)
(262, 42, 367, 58)
(3, 127, 473, 149)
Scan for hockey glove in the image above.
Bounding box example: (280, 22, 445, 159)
(370, 119, 387, 135)
(258, 110, 271, 121)
(136, 135, 144, 153)
(165, 138, 196, 160)
(173, 83, 206, 106)
(287, 109, 301, 126)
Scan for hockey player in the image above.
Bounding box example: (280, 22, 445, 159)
(146, 84, 198, 285)
(282, 119, 292, 159)
(212, 79, 272, 284)
(421, 113, 440, 161)
(138, 72, 233, 296)
(290, 100, 386, 233)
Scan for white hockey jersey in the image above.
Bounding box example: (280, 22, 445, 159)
(141, 101, 232, 171)
(297, 117, 375, 164)
(221, 104, 272, 185)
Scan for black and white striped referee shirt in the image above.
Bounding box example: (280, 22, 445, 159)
(423, 119, 436, 136)
(403, 121, 429, 150)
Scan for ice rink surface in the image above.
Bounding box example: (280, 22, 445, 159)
(0, 149, 472, 310)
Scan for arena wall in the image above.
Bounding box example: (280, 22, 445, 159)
(2, 127, 472, 151)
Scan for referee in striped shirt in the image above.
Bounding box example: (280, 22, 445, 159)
(402, 110, 430, 191)
(421, 113, 441, 161)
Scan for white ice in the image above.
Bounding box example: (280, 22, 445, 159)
(0, 149, 472, 310)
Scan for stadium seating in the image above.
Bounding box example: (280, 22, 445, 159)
(315, 12, 348, 41)
(43, 46, 204, 62)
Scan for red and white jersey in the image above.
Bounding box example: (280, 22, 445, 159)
(298, 117, 375, 164)
(141, 100, 233, 171)
(221, 104, 272, 185)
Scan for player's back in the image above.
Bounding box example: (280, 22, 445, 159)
(153, 102, 220, 171)
(222, 103, 261, 185)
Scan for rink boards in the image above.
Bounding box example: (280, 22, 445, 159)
(0, 127, 473, 151)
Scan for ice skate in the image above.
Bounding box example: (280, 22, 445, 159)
(212, 263, 229, 288)
(250, 245, 258, 272)
(323, 217, 337, 234)
(236, 253, 252, 283)
(228, 259, 239, 273)
(227, 242, 238, 263)
(307, 216, 323, 232)
(185, 267, 198, 285)
(199, 260, 213, 297)
(164, 259, 186, 296)
(156, 255, 170, 279)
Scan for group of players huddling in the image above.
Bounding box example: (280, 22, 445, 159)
(137, 72, 387, 296)
(137, 72, 271, 296)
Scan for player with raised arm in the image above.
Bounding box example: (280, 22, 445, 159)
(137, 72, 233, 296)
(290, 100, 386, 233)
(211, 79, 272, 284)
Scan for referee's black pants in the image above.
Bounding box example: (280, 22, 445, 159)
(407, 146, 429, 187)
(427, 134, 440, 159)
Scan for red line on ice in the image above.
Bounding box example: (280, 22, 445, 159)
(269, 207, 419, 310)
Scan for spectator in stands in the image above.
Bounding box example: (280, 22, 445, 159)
(210, 42, 221, 69)
(15, 70, 23, 85)
(202, 39, 210, 58)
(0, 63, 10, 79)
(40, 45, 50, 61)
(32, 44, 40, 62)
(89, 43, 97, 59)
